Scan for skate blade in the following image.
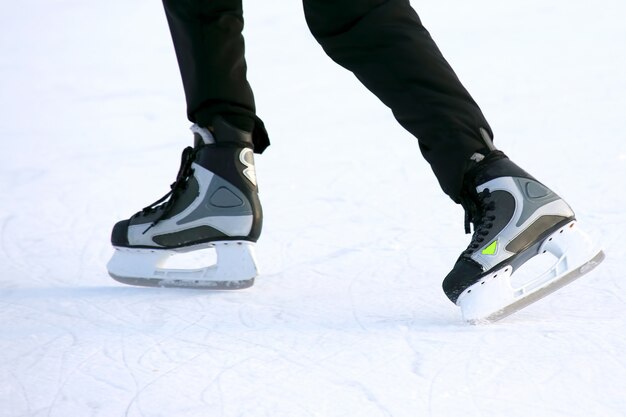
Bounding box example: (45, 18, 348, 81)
(107, 241, 258, 290)
(457, 220, 605, 324)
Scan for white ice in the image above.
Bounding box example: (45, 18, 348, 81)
(1, 1, 625, 416)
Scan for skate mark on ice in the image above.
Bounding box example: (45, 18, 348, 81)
(46, 348, 100, 417)
(0, 215, 29, 278)
(347, 264, 369, 332)
(343, 380, 394, 417)
(122, 349, 211, 417)
(8, 370, 32, 416)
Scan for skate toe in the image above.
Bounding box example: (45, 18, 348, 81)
(443, 257, 484, 304)
(111, 219, 130, 246)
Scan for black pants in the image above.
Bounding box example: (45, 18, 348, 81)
(162, 0, 493, 202)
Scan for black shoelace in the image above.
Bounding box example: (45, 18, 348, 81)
(139, 146, 197, 234)
(461, 188, 496, 256)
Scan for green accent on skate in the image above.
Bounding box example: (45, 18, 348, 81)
(482, 240, 498, 255)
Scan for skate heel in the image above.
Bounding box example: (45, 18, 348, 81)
(457, 220, 605, 324)
(107, 240, 259, 289)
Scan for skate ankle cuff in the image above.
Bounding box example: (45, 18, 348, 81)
(210, 116, 255, 148)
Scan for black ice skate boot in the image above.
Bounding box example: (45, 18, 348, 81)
(443, 150, 604, 323)
(107, 117, 262, 289)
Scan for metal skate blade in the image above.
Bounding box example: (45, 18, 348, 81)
(468, 249, 605, 325)
(107, 241, 258, 290)
(109, 273, 255, 290)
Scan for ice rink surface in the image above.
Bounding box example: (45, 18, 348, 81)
(1, 1, 625, 416)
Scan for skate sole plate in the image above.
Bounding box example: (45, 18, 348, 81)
(107, 241, 258, 290)
(472, 249, 605, 324)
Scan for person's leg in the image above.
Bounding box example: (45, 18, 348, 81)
(303, 0, 604, 321)
(303, 0, 491, 202)
(163, 0, 269, 153)
(108, 1, 264, 288)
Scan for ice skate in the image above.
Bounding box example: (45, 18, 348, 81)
(107, 117, 262, 289)
(443, 150, 604, 324)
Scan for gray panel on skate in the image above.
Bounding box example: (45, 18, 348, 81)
(513, 178, 561, 227)
(179, 175, 252, 225)
(209, 187, 244, 208)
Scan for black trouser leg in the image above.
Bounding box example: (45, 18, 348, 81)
(303, 0, 493, 201)
(162, 0, 269, 153)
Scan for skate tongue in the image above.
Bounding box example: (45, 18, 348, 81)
(190, 124, 216, 146)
